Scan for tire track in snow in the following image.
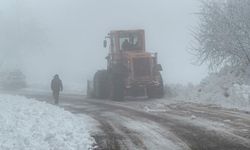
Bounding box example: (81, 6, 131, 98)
(16, 92, 250, 150)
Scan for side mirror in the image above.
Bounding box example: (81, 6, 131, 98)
(103, 39, 107, 48)
(155, 64, 163, 71)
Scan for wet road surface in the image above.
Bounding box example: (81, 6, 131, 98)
(10, 92, 250, 150)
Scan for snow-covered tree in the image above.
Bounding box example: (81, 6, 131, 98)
(193, 0, 250, 69)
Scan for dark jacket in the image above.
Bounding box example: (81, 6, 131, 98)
(51, 77, 63, 92)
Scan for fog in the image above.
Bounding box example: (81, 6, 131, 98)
(0, 0, 208, 91)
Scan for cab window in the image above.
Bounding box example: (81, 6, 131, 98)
(119, 33, 142, 51)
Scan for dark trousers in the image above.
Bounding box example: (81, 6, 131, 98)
(53, 91, 60, 104)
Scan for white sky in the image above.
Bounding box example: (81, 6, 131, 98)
(0, 0, 208, 88)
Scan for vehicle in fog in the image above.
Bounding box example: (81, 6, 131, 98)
(88, 29, 164, 100)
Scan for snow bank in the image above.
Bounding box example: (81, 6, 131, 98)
(166, 65, 250, 111)
(0, 94, 95, 150)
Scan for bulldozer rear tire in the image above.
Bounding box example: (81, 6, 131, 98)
(93, 70, 110, 99)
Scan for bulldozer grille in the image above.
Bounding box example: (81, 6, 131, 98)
(133, 57, 151, 78)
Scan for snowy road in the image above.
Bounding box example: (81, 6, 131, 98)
(14, 92, 250, 150)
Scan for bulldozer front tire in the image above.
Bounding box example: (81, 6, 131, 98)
(147, 73, 164, 99)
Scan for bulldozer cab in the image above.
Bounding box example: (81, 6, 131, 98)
(105, 30, 145, 53)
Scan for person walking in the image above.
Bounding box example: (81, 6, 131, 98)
(51, 74, 63, 104)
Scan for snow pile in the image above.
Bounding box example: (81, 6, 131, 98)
(167, 65, 250, 111)
(0, 94, 95, 150)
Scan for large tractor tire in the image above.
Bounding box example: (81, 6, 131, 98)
(147, 73, 164, 99)
(93, 70, 110, 99)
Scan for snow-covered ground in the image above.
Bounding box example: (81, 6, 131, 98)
(163, 65, 250, 111)
(0, 94, 95, 150)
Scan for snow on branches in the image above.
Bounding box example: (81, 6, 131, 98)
(193, 0, 250, 69)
